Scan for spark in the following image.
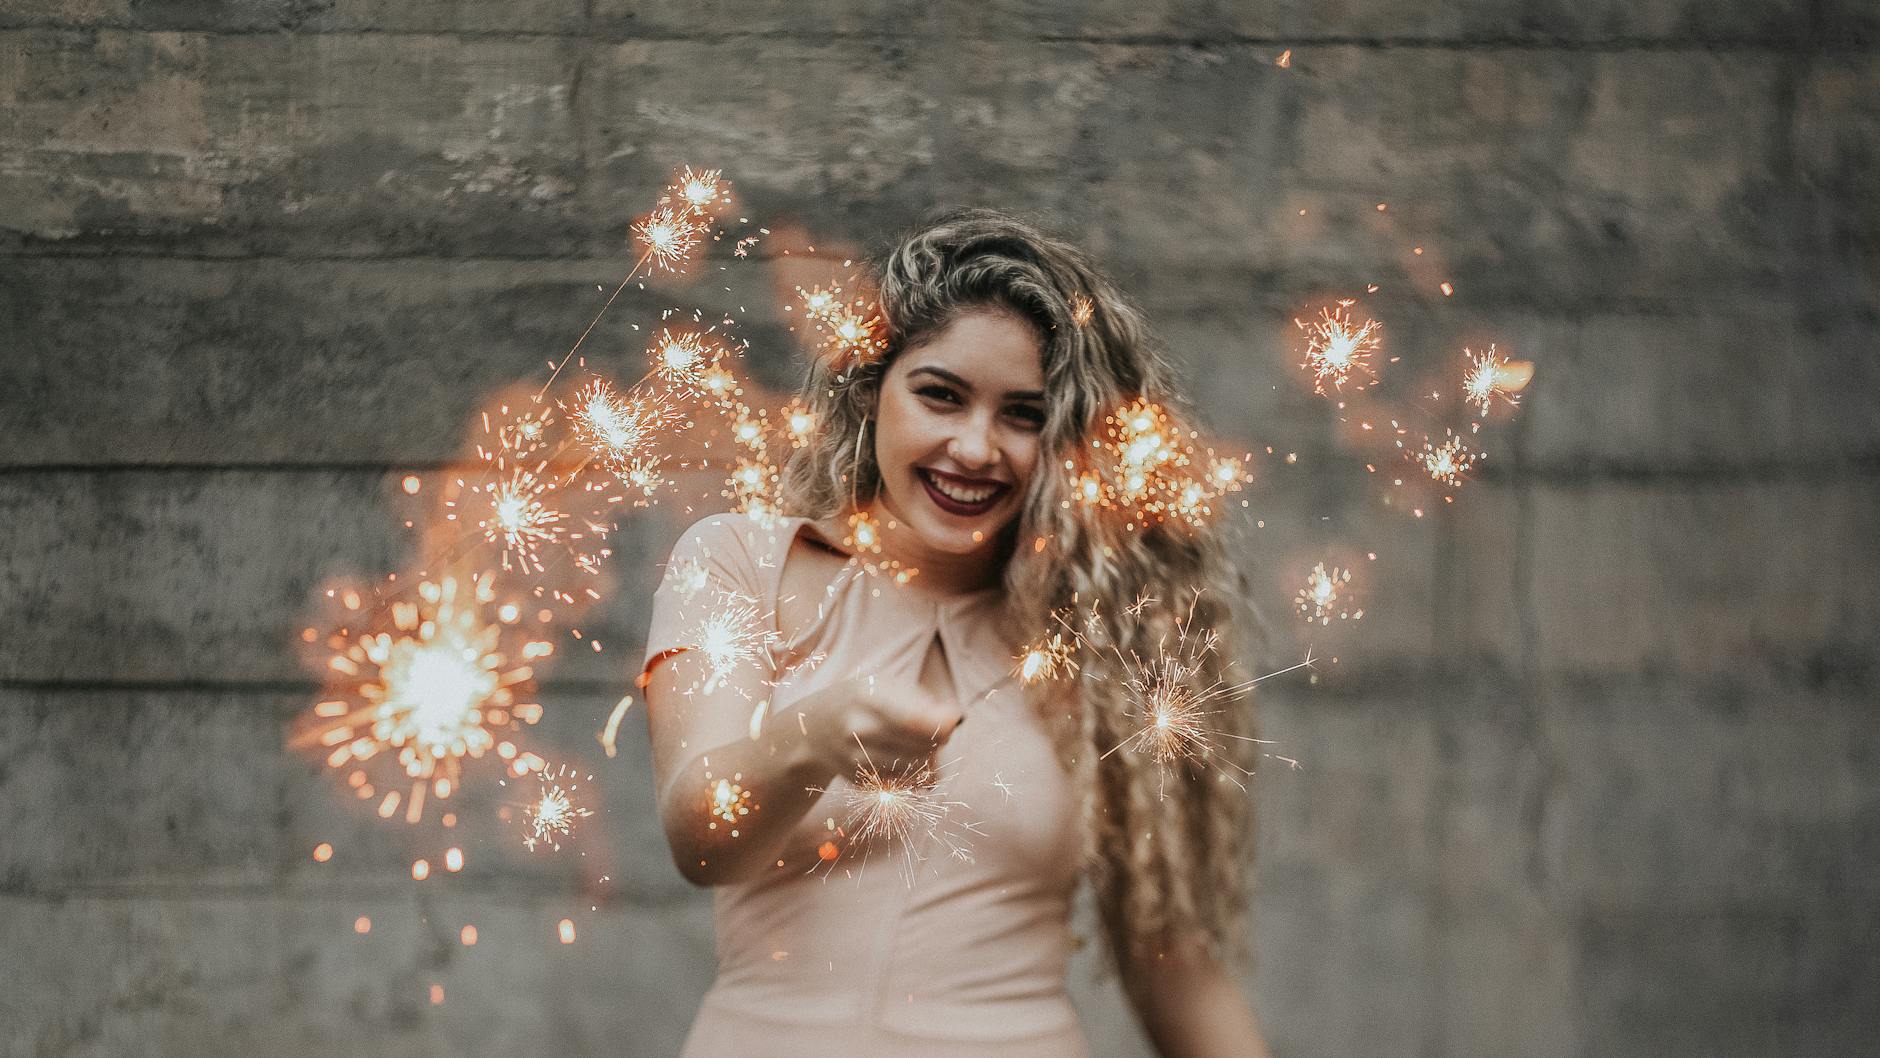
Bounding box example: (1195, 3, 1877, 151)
(302, 574, 547, 823)
(826, 735, 982, 882)
(669, 165, 730, 216)
(444, 403, 616, 580)
(1015, 630, 1078, 685)
(1070, 293, 1095, 327)
(796, 280, 888, 365)
(520, 763, 594, 852)
(1461, 344, 1534, 416)
(1295, 562, 1362, 625)
(633, 207, 704, 273)
(685, 590, 774, 693)
(1417, 431, 1478, 488)
(783, 401, 817, 448)
(649, 329, 727, 396)
(1075, 595, 1314, 793)
(1067, 398, 1247, 529)
(482, 464, 568, 573)
(706, 769, 755, 836)
(566, 377, 671, 479)
(1296, 299, 1383, 394)
(845, 509, 882, 554)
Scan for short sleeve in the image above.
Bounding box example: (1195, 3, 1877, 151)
(638, 513, 777, 689)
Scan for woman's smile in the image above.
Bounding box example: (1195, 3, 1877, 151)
(916, 466, 1011, 516)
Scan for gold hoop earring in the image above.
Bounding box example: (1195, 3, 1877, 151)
(848, 416, 870, 512)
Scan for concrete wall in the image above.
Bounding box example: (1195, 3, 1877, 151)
(3, 2, 1877, 1055)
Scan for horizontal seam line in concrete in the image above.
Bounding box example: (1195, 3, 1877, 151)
(0, 880, 699, 906)
(0, 24, 1868, 52)
(5, 457, 1879, 483)
(0, 676, 635, 695)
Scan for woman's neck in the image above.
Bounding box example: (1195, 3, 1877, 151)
(858, 495, 1005, 596)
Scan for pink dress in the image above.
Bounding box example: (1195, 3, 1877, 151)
(641, 514, 1091, 1056)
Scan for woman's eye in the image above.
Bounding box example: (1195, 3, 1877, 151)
(1009, 404, 1046, 427)
(917, 385, 960, 404)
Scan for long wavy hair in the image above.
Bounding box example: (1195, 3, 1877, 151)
(779, 208, 1258, 976)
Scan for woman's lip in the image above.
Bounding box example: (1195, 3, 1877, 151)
(917, 468, 1008, 515)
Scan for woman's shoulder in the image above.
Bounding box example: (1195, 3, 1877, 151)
(660, 512, 813, 596)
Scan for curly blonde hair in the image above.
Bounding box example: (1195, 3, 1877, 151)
(780, 208, 1259, 976)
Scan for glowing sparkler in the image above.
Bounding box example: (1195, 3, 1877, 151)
(783, 401, 817, 448)
(1070, 293, 1095, 327)
(304, 573, 548, 823)
(1296, 299, 1383, 394)
(649, 329, 727, 395)
(1416, 430, 1478, 488)
(823, 735, 982, 882)
(670, 165, 731, 215)
(1461, 344, 1535, 416)
(1068, 398, 1249, 528)
(1295, 562, 1362, 625)
(566, 377, 672, 495)
(706, 769, 755, 835)
(520, 763, 594, 852)
(1026, 596, 1311, 793)
(1015, 629, 1078, 685)
(684, 589, 774, 694)
(633, 207, 704, 273)
(796, 280, 888, 365)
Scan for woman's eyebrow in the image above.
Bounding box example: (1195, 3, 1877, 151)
(908, 365, 1045, 402)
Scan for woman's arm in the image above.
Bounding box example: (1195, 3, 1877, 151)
(645, 634, 963, 887)
(1121, 939, 1270, 1058)
(645, 645, 836, 886)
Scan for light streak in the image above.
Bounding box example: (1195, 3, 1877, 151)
(598, 694, 633, 758)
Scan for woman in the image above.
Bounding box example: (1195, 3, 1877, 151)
(640, 209, 1269, 1056)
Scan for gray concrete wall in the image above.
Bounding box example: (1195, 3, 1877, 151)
(3, 2, 1877, 1055)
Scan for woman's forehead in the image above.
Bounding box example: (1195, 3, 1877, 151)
(897, 308, 1045, 391)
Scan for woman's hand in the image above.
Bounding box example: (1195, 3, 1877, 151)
(794, 654, 963, 779)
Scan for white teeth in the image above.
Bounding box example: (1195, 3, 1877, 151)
(925, 471, 998, 506)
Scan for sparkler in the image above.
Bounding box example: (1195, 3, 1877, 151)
(565, 376, 673, 500)
(683, 589, 775, 694)
(817, 734, 983, 883)
(303, 573, 548, 822)
(1414, 430, 1478, 488)
(1295, 562, 1362, 625)
(1067, 398, 1250, 529)
(796, 279, 888, 366)
(519, 763, 594, 852)
(1015, 629, 1078, 685)
(1029, 595, 1312, 793)
(1070, 293, 1095, 327)
(705, 766, 755, 836)
(1461, 344, 1535, 417)
(1296, 299, 1383, 394)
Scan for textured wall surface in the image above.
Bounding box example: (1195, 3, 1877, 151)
(3, 2, 1878, 1056)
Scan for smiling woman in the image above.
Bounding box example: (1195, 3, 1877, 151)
(870, 310, 1048, 587)
(640, 209, 1268, 1057)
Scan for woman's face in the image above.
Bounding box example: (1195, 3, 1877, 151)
(871, 307, 1047, 558)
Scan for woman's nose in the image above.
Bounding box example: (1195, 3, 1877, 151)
(946, 416, 997, 468)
